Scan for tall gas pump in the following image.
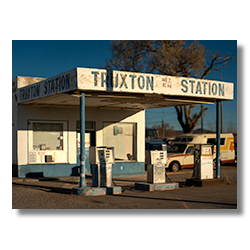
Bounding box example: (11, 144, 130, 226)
(89, 146, 115, 187)
(145, 150, 167, 183)
(135, 149, 178, 191)
(193, 144, 214, 180)
(185, 143, 225, 187)
(73, 146, 121, 196)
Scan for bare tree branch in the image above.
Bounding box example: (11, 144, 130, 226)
(106, 41, 236, 134)
(201, 52, 236, 79)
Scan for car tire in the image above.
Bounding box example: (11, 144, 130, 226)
(169, 161, 180, 172)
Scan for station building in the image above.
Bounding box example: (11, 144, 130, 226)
(12, 67, 234, 178)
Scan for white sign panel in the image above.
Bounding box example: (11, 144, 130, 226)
(77, 68, 234, 100)
(200, 156, 213, 179)
(17, 69, 77, 103)
(17, 67, 234, 103)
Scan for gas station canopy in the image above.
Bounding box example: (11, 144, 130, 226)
(16, 67, 234, 109)
(13, 67, 234, 182)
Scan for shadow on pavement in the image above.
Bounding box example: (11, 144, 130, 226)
(12, 182, 74, 195)
(116, 194, 237, 207)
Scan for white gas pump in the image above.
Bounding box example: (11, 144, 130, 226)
(89, 146, 115, 187)
(193, 144, 214, 180)
(145, 150, 167, 183)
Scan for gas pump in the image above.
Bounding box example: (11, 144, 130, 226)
(145, 150, 167, 183)
(135, 149, 178, 191)
(89, 146, 115, 187)
(193, 144, 214, 180)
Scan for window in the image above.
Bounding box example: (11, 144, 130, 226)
(103, 122, 137, 161)
(220, 138, 225, 145)
(207, 138, 225, 145)
(173, 137, 192, 142)
(76, 121, 95, 131)
(146, 128, 158, 139)
(28, 120, 68, 164)
(168, 144, 187, 154)
(33, 123, 64, 150)
(173, 138, 181, 142)
(180, 137, 192, 142)
(186, 146, 194, 154)
(207, 138, 216, 144)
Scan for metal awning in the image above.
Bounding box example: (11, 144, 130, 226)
(12, 67, 233, 182)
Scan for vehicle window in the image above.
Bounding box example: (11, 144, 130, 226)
(186, 146, 194, 154)
(207, 138, 225, 145)
(146, 129, 158, 139)
(220, 138, 225, 145)
(207, 138, 216, 144)
(177, 137, 193, 142)
(167, 144, 187, 154)
(173, 138, 181, 142)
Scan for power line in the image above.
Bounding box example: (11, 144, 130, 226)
(146, 121, 181, 126)
(146, 119, 179, 125)
(202, 120, 237, 125)
(147, 111, 176, 116)
(146, 115, 176, 121)
(146, 112, 177, 119)
(146, 110, 176, 114)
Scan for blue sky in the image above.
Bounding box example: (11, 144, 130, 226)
(12, 40, 237, 132)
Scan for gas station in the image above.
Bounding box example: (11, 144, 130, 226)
(12, 67, 234, 195)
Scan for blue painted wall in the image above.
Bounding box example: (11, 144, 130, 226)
(17, 163, 79, 178)
(16, 161, 145, 178)
(112, 162, 145, 174)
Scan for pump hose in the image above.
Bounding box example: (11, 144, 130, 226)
(165, 171, 172, 182)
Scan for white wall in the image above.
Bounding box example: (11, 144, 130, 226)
(16, 105, 145, 165)
(12, 78, 18, 165)
(92, 108, 145, 161)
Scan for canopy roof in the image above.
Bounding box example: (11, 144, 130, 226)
(13, 67, 234, 110)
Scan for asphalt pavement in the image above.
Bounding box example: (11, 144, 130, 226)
(12, 165, 238, 209)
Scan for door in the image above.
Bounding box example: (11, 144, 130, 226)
(183, 145, 194, 168)
(77, 132, 89, 174)
(77, 131, 96, 174)
(76, 121, 96, 174)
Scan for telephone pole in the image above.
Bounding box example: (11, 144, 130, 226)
(201, 104, 204, 133)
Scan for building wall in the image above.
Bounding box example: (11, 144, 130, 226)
(14, 104, 145, 177)
(12, 77, 18, 167)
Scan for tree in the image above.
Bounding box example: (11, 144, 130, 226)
(226, 119, 237, 134)
(152, 120, 175, 140)
(106, 40, 235, 133)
